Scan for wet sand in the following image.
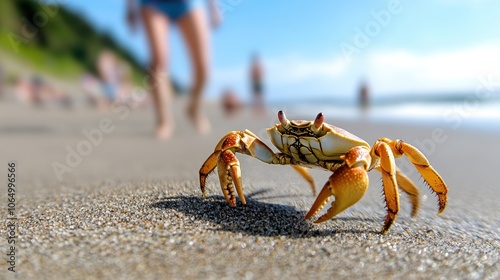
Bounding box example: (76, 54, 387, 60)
(0, 100, 499, 279)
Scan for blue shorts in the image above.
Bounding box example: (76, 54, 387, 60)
(102, 83, 117, 101)
(140, 0, 202, 22)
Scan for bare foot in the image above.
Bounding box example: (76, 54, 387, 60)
(195, 114, 211, 135)
(156, 122, 173, 140)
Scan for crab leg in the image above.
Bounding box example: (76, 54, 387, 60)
(216, 150, 245, 206)
(305, 146, 370, 223)
(291, 166, 316, 196)
(379, 138, 448, 214)
(373, 166, 421, 217)
(199, 151, 221, 196)
(372, 141, 400, 234)
(394, 167, 420, 217)
(199, 130, 315, 206)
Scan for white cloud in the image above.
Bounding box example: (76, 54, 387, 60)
(367, 44, 500, 95)
(208, 43, 500, 101)
(265, 54, 349, 84)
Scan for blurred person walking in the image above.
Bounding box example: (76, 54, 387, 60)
(97, 50, 120, 104)
(358, 79, 370, 111)
(250, 53, 265, 116)
(221, 87, 243, 117)
(127, 0, 221, 139)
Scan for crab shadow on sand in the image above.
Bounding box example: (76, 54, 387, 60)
(150, 189, 379, 237)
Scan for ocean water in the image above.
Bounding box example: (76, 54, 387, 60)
(272, 94, 500, 134)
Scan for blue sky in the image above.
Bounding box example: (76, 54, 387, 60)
(56, 0, 500, 102)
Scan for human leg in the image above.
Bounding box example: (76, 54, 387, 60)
(141, 6, 173, 139)
(177, 7, 211, 134)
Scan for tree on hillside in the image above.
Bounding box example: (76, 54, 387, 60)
(1, 0, 145, 78)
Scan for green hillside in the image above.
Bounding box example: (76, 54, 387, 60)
(0, 0, 145, 82)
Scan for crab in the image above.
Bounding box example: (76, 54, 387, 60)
(199, 111, 448, 234)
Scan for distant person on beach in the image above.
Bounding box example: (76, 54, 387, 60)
(116, 60, 134, 104)
(30, 75, 44, 106)
(250, 53, 265, 116)
(81, 73, 109, 109)
(12, 75, 70, 107)
(97, 50, 120, 104)
(91, 54, 138, 109)
(127, 0, 221, 139)
(358, 80, 370, 111)
(221, 88, 243, 117)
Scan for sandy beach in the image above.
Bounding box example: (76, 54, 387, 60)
(1, 99, 499, 279)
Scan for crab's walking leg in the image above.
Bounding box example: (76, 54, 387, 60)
(217, 150, 245, 206)
(372, 141, 400, 234)
(291, 165, 316, 196)
(305, 146, 370, 224)
(395, 168, 420, 217)
(199, 131, 248, 205)
(374, 166, 420, 217)
(381, 138, 448, 214)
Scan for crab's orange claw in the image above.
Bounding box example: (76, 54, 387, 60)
(199, 131, 243, 197)
(199, 151, 221, 196)
(217, 150, 244, 206)
(230, 165, 245, 205)
(199, 129, 298, 206)
(291, 165, 316, 196)
(305, 164, 369, 223)
(304, 180, 331, 220)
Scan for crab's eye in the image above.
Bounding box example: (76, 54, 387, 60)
(314, 112, 324, 129)
(278, 111, 289, 127)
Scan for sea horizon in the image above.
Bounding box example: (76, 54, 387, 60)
(265, 91, 500, 134)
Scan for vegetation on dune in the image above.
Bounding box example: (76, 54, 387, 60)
(0, 0, 146, 82)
